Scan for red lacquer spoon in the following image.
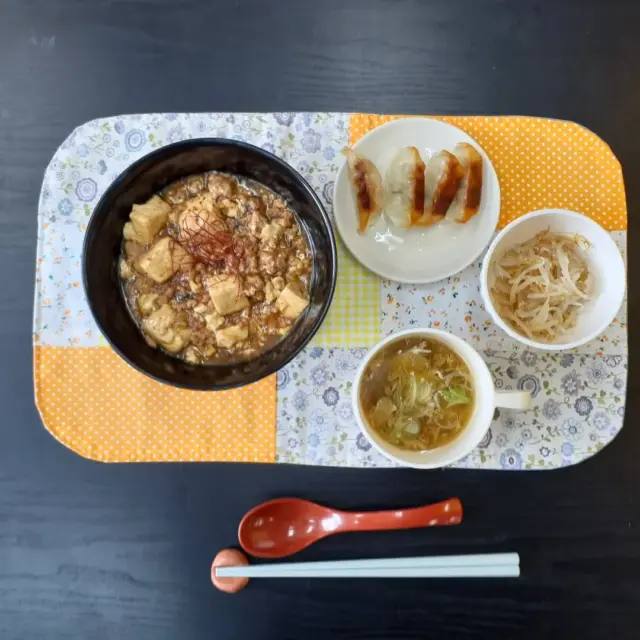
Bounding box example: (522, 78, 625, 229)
(238, 497, 463, 559)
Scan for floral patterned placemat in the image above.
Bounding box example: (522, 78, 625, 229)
(34, 112, 627, 468)
(276, 324, 627, 470)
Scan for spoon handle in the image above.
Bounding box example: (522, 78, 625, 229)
(339, 498, 462, 532)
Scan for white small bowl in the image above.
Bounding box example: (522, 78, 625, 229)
(480, 209, 626, 351)
(352, 328, 531, 469)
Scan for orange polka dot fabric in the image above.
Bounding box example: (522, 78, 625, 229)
(34, 346, 276, 463)
(350, 114, 627, 231)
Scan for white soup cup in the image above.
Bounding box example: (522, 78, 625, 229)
(352, 328, 531, 469)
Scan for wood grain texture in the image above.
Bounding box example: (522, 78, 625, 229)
(1, 0, 640, 637)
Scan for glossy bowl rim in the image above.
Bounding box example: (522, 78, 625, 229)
(81, 138, 337, 390)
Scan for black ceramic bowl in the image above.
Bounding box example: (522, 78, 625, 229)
(82, 139, 337, 390)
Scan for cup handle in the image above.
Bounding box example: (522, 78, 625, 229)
(494, 390, 532, 410)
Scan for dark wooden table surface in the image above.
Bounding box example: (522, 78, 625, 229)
(2, 1, 639, 638)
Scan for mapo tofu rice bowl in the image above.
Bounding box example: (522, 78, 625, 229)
(83, 140, 337, 390)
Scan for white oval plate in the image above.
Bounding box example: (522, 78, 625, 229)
(333, 118, 501, 283)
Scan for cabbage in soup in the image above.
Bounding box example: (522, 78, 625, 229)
(359, 337, 475, 451)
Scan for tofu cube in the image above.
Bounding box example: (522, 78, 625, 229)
(162, 333, 189, 353)
(276, 282, 309, 319)
(215, 324, 249, 349)
(137, 293, 159, 316)
(135, 237, 187, 284)
(142, 304, 189, 353)
(207, 276, 250, 316)
(141, 304, 174, 339)
(204, 313, 224, 331)
(128, 195, 171, 244)
(123, 222, 139, 242)
(119, 259, 134, 280)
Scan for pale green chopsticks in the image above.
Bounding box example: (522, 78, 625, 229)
(216, 552, 520, 579)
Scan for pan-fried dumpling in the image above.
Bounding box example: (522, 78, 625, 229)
(383, 146, 425, 229)
(416, 151, 464, 226)
(343, 147, 383, 233)
(448, 143, 483, 223)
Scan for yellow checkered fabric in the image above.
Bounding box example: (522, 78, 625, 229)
(312, 239, 381, 347)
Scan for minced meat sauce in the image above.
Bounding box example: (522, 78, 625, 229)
(119, 172, 313, 364)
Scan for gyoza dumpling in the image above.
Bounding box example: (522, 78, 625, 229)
(343, 147, 383, 233)
(416, 151, 464, 226)
(383, 146, 425, 229)
(448, 143, 483, 223)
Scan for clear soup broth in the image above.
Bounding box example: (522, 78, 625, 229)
(359, 336, 475, 451)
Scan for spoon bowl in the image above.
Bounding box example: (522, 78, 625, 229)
(238, 497, 462, 559)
